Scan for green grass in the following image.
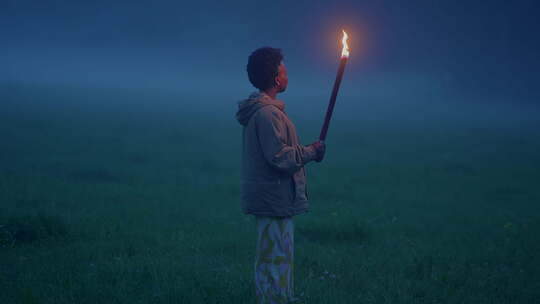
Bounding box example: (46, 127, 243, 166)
(1, 84, 539, 303)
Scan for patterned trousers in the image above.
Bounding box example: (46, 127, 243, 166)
(254, 215, 295, 304)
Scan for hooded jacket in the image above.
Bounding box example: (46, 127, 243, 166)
(236, 91, 318, 217)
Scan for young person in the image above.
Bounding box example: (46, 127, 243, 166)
(236, 47, 325, 303)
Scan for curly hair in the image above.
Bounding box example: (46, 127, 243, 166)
(246, 47, 283, 91)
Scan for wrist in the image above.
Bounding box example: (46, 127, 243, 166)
(304, 144, 318, 163)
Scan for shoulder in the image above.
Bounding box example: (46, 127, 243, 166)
(255, 105, 284, 122)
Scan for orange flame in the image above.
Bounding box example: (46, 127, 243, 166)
(341, 30, 349, 58)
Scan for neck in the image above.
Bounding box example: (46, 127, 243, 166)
(262, 88, 278, 100)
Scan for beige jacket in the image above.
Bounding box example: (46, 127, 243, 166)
(236, 92, 318, 217)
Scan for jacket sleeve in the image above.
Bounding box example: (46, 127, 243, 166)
(255, 107, 318, 175)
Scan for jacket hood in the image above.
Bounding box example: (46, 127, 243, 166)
(236, 91, 285, 126)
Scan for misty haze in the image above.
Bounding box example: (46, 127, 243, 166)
(1, 1, 539, 303)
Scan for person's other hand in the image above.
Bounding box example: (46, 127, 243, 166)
(311, 141, 326, 163)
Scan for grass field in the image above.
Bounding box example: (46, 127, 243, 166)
(1, 83, 539, 303)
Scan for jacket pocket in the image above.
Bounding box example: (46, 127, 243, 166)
(241, 179, 292, 215)
(242, 179, 282, 202)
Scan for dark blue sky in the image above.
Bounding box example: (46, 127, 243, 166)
(1, 0, 539, 102)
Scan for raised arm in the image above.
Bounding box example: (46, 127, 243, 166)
(255, 107, 318, 175)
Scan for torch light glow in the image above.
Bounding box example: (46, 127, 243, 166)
(341, 30, 349, 58)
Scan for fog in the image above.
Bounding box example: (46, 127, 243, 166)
(2, 0, 539, 103)
(1, 0, 539, 152)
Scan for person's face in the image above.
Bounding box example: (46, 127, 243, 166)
(275, 62, 288, 93)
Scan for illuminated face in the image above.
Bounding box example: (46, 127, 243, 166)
(275, 62, 288, 93)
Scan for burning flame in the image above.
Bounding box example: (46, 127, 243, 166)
(341, 30, 350, 58)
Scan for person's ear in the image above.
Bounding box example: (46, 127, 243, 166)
(275, 77, 281, 88)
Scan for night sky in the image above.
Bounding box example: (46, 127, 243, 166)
(2, 0, 539, 102)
